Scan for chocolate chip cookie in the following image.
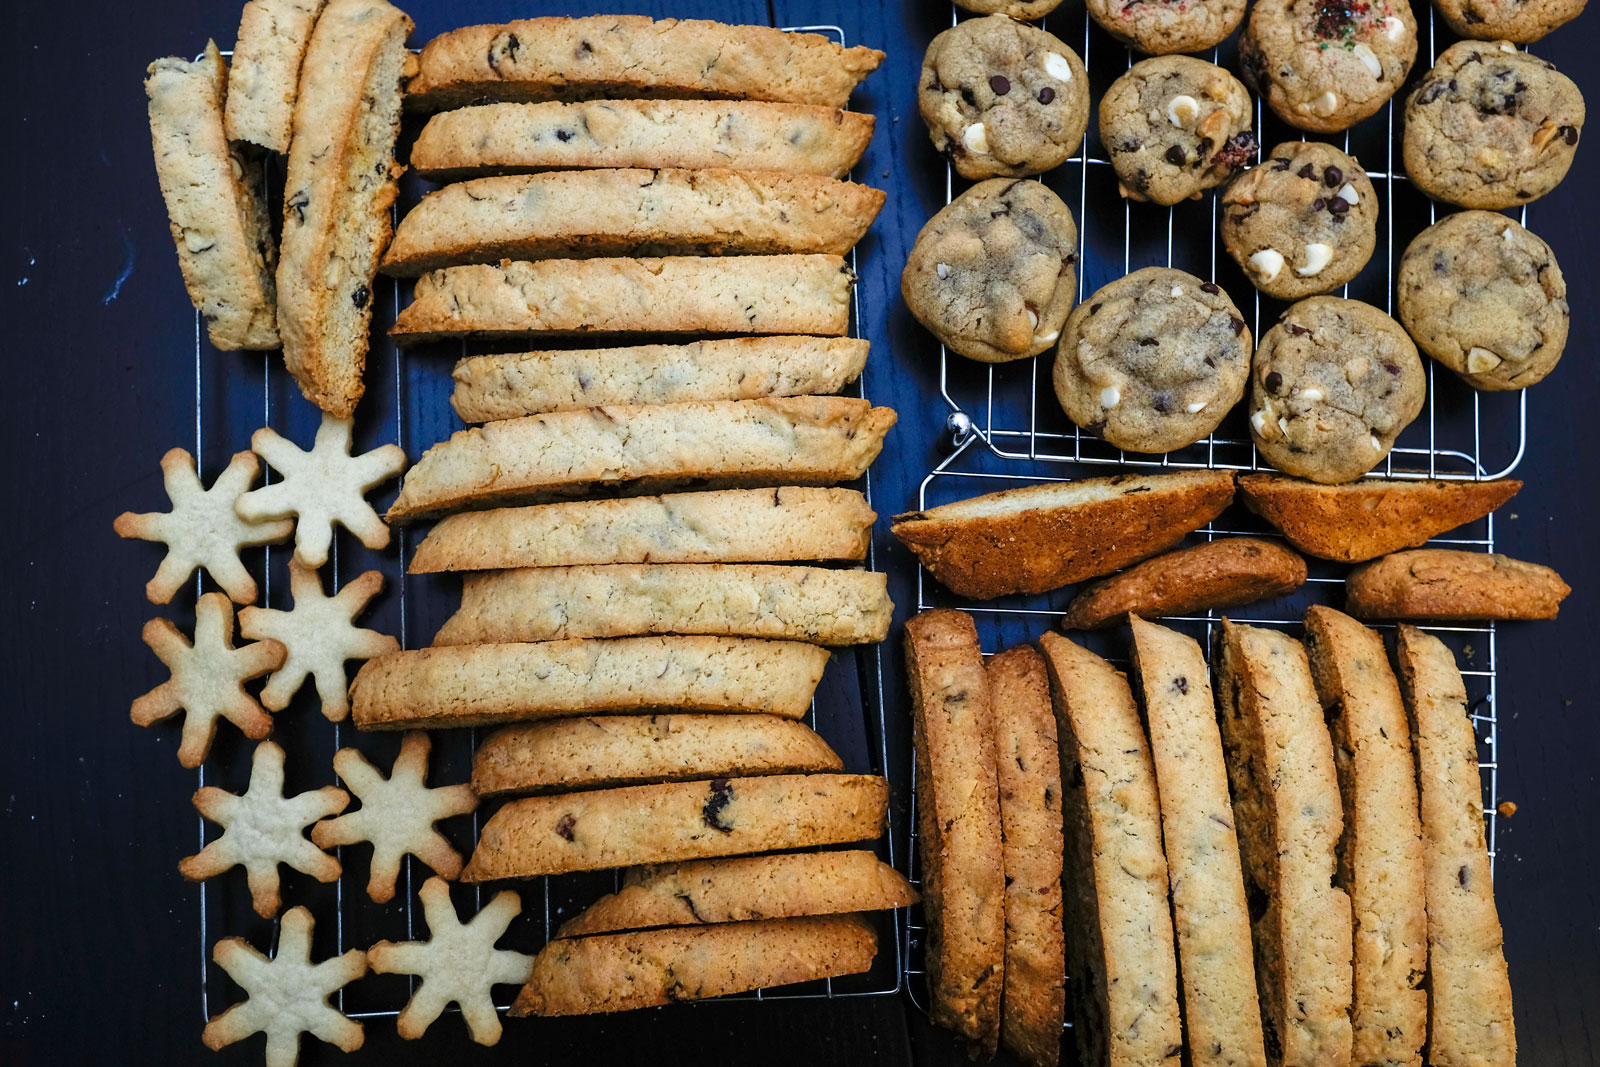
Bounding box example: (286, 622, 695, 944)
(919, 15, 1090, 180)
(1222, 141, 1378, 299)
(1240, 0, 1418, 133)
(956, 0, 1068, 18)
(1404, 41, 1584, 210)
(1435, 0, 1586, 42)
(1100, 56, 1257, 205)
(1397, 210, 1569, 391)
(903, 178, 1078, 364)
(1249, 298, 1425, 484)
(1054, 267, 1252, 453)
(1087, 0, 1248, 55)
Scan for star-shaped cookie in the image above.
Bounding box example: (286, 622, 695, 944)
(235, 414, 407, 568)
(368, 877, 533, 1045)
(238, 560, 399, 721)
(311, 732, 478, 903)
(132, 592, 286, 768)
(202, 906, 367, 1067)
(180, 740, 349, 917)
(114, 448, 293, 604)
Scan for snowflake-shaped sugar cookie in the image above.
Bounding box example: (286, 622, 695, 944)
(238, 560, 399, 721)
(369, 877, 534, 1045)
(132, 592, 286, 768)
(114, 448, 293, 604)
(180, 740, 349, 917)
(202, 906, 367, 1067)
(235, 414, 407, 568)
(311, 732, 478, 903)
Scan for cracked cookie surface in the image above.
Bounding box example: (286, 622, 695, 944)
(1223, 141, 1377, 299)
(1249, 297, 1424, 484)
(918, 14, 1089, 180)
(1053, 267, 1252, 454)
(1434, 0, 1585, 41)
(902, 177, 1078, 363)
(1397, 210, 1569, 391)
(1240, 0, 1418, 132)
(1404, 40, 1584, 209)
(1100, 56, 1256, 205)
(1088, 0, 1247, 55)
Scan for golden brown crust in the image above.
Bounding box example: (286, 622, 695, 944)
(891, 469, 1235, 600)
(1346, 549, 1570, 620)
(1063, 537, 1306, 629)
(1237, 474, 1521, 562)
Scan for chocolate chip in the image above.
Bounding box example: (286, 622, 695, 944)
(1458, 865, 1469, 887)
(351, 285, 369, 309)
(702, 779, 736, 832)
(1201, 282, 1220, 294)
(1139, 337, 1159, 346)
(1561, 124, 1580, 145)
(1384, 362, 1401, 375)
(487, 32, 521, 75)
(1038, 86, 1055, 104)
(1230, 317, 1246, 336)
(960, 87, 978, 107)
(1089, 303, 1103, 315)
(555, 813, 576, 841)
(1312, 197, 1326, 211)
(989, 74, 1010, 95)
(286, 190, 308, 225)
(1153, 391, 1173, 413)
(1323, 165, 1343, 186)
(1328, 196, 1350, 215)
(1298, 163, 1315, 179)
(1084, 419, 1107, 437)
(556, 129, 574, 142)
(1174, 676, 1188, 694)
(1165, 144, 1187, 166)
(577, 39, 593, 56)
(1272, 157, 1292, 171)
(1265, 370, 1283, 392)
(1288, 324, 1309, 337)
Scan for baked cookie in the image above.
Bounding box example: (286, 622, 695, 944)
(1062, 537, 1306, 629)
(1346, 549, 1570, 620)
(1100, 57, 1256, 205)
(902, 178, 1078, 364)
(1404, 42, 1583, 210)
(1088, 0, 1247, 55)
(1398, 210, 1569, 391)
(1222, 141, 1378, 298)
(1248, 298, 1425, 484)
(956, 0, 1067, 18)
(1435, 0, 1586, 41)
(1053, 267, 1251, 452)
(1240, 0, 1418, 133)
(918, 15, 1089, 180)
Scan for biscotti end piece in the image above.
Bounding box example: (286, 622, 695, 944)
(1238, 474, 1522, 562)
(470, 714, 843, 797)
(146, 41, 279, 351)
(511, 915, 878, 1016)
(224, 0, 329, 152)
(407, 16, 883, 112)
(892, 469, 1235, 599)
(1347, 549, 1570, 621)
(1063, 537, 1307, 630)
(1037, 631, 1183, 1067)
(556, 851, 916, 937)
(986, 646, 1066, 1067)
(408, 488, 875, 572)
(903, 610, 1005, 1056)
(1393, 625, 1516, 1067)
(276, 0, 412, 416)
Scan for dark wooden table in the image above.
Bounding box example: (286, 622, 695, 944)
(3, 0, 1597, 1064)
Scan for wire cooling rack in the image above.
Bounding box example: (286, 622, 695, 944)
(187, 24, 906, 1034)
(903, 4, 1522, 1016)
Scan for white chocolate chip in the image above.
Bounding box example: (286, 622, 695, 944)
(1501, 226, 1517, 244)
(1352, 43, 1382, 79)
(1249, 248, 1285, 281)
(936, 262, 951, 279)
(1170, 285, 1184, 297)
(1296, 243, 1333, 277)
(1045, 52, 1073, 82)
(1250, 409, 1269, 435)
(1309, 90, 1340, 117)
(1277, 417, 1291, 438)
(1167, 94, 1201, 127)
(1300, 386, 1324, 401)
(1027, 308, 1039, 328)
(1034, 329, 1060, 345)
(1467, 347, 1504, 373)
(1382, 15, 1406, 40)
(183, 229, 213, 253)
(1337, 182, 1360, 205)
(1100, 385, 1121, 408)
(963, 123, 990, 155)
(1186, 402, 1207, 413)
(1499, 41, 1517, 53)
(1371, 434, 1383, 452)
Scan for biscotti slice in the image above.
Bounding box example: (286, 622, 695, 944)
(1037, 632, 1183, 1067)
(350, 637, 829, 729)
(1238, 474, 1522, 562)
(390, 255, 854, 343)
(407, 16, 884, 111)
(451, 337, 870, 423)
(461, 773, 889, 880)
(472, 714, 843, 797)
(1393, 625, 1515, 1067)
(511, 915, 878, 1016)
(557, 851, 916, 937)
(409, 100, 875, 181)
(1063, 537, 1307, 630)
(434, 564, 892, 646)
(1346, 549, 1570, 621)
(409, 488, 875, 573)
(145, 42, 278, 351)
(986, 646, 1066, 1067)
(1215, 621, 1353, 1067)
(223, 0, 328, 152)
(276, 0, 411, 416)
(892, 470, 1235, 600)
(387, 397, 896, 522)
(1303, 606, 1427, 1066)
(381, 170, 884, 275)
(1128, 617, 1266, 1067)
(903, 610, 1005, 1055)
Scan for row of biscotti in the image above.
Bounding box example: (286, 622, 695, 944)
(908, 607, 1516, 1067)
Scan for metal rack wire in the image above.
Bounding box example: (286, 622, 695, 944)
(191, 25, 906, 1030)
(904, 4, 1520, 1015)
